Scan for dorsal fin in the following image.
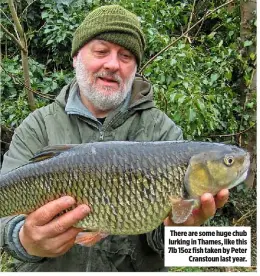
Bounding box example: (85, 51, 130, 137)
(30, 144, 77, 163)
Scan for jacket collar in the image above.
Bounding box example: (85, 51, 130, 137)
(55, 74, 155, 115)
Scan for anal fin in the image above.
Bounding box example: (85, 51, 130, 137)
(75, 231, 109, 247)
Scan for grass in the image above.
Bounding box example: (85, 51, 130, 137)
(169, 266, 257, 272)
(0, 249, 14, 272)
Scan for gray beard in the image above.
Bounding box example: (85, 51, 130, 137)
(75, 58, 136, 111)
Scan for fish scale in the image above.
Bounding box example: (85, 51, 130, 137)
(0, 141, 250, 235)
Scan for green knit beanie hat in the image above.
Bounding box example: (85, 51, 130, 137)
(71, 5, 146, 67)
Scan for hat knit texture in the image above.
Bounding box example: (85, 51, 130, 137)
(71, 5, 146, 67)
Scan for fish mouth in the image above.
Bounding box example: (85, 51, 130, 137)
(228, 152, 250, 189)
(229, 169, 249, 190)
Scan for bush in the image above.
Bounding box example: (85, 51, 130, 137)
(1, 0, 256, 139)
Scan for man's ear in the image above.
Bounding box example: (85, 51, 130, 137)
(73, 55, 77, 68)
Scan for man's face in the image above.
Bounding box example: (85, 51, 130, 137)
(74, 40, 137, 111)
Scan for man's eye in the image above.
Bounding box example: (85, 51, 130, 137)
(120, 53, 132, 60)
(95, 50, 107, 55)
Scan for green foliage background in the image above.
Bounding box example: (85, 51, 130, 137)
(0, 0, 256, 272)
(1, 0, 256, 140)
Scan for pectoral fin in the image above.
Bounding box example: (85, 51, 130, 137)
(169, 196, 197, 224)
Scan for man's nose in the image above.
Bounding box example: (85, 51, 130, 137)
(103, 53, 120, 72)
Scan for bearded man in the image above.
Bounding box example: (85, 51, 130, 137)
(1, 5, 228, 272)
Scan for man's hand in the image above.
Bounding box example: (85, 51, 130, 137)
(164, 189, 229, 226)
(19, 196, 90, 258)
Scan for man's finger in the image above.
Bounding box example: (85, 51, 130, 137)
(42, 204, 90, 237)
(190, 193, 216, 225)
(27, 196, 76, 226)
(215, 189, 229, 208)
(46, 227, 82, 249)
(54, 238, 77, 256)
(200, 193, 216, 218)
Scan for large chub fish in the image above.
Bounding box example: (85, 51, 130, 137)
(0, 141, 250, 235)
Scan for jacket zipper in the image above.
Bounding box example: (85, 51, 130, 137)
(78, 113, 123, 142)
(99, 129, 104, 141)
(98, 114, 118, 141)
(99, 110, 124, 141)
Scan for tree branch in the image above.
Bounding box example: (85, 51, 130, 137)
(1, 64, 55, 101)
(0, 7, 14, 25)
(185, 0, 196, 43)
(21, 0, 37, 17)
(8, 0, 36, 110)
(0, 7, 20, 41)
(238, 58, 256, 138)
(200, 123, 256, 139)
(0, 140, 11, 146)
(139, 0, 235, 73)
(0, 23, 26, 52)
(8, 0, 25, 41)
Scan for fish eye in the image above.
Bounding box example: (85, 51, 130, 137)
(224, 155, 234, 166)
